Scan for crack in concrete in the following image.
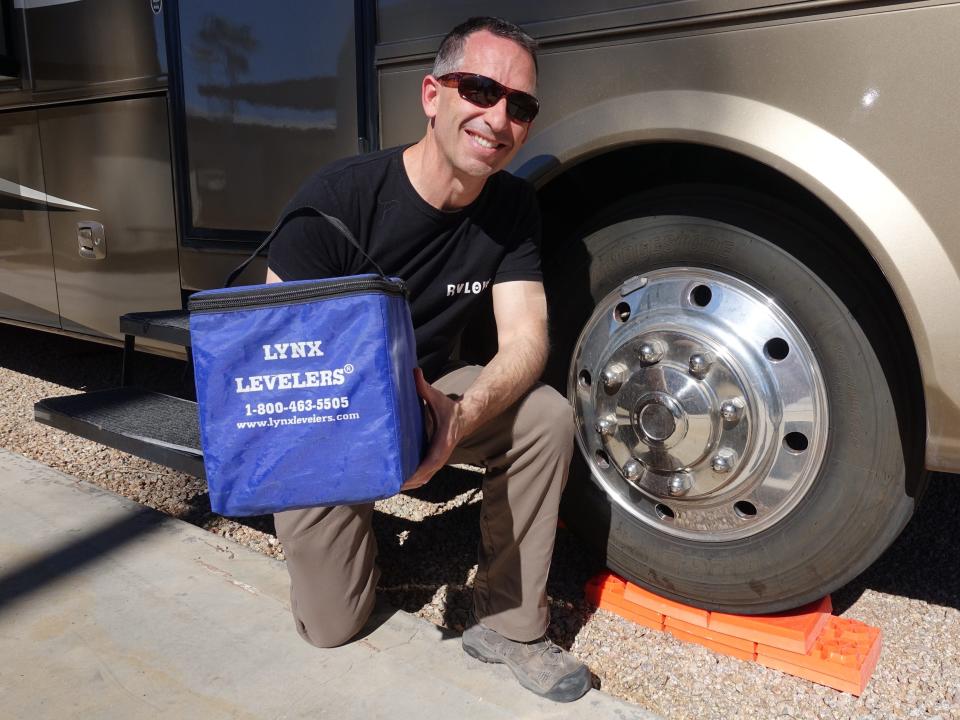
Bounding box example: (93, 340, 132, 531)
(194, 558, 259, 596)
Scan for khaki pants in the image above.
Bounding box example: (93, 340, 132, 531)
(274, 364, 575, 647)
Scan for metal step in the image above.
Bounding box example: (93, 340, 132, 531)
(119, 309, 190, 347)
(118, 310, 191, 386)
(35, 388, 205, 479)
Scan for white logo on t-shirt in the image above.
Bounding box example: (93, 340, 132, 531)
(447, 279, 491, 297)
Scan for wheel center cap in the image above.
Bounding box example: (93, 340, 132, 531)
(633, 393, 687, 450)
(638, 402, 676, 442)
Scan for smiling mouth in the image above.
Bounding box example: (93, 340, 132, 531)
(465, 129, 506, 151)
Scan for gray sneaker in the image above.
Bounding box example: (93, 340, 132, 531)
(462, 622, 592, 702)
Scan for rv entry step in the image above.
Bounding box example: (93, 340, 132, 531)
(34, 388, 204, 478)
(119, 309, 191, 386)
(119, 309, 191, 347)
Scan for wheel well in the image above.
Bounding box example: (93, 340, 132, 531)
(540, 143, 848, 249)
(535, 142, 927, 485)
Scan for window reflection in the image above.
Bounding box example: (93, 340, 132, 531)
(180, 1, 358, 234)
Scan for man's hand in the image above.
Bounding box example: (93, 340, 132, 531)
(401, 368, 466, 491)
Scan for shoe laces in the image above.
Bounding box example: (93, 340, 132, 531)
(528, 636, 564, 665)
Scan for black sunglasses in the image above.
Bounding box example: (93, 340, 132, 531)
(436, 72, 540, 123)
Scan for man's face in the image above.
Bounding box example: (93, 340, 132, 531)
(424, 31, 537, 180)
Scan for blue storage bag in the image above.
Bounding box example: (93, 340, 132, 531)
(188, 210, 423, 516)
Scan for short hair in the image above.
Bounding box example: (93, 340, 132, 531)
(432, 16, 538, 79)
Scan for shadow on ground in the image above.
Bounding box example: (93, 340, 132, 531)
(0, 324, 193, 398)
(372, 466, 602, 650)
(832, 471, 959, 614)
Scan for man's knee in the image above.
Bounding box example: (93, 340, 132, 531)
(525, 384, 575, 449)
(294, 590, 376, 648)
(276, 502, 379, 649)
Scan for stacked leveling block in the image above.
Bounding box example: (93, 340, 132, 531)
(585, 572, 882, 695)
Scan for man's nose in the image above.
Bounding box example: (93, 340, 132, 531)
(484, 96, 512, 133)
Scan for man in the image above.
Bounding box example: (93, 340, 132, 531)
(265, 17, 591, 703)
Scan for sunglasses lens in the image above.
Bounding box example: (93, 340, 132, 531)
(448, 74, 539, 123)
(508, 95, 538, 123)
(458, 75, 500, 108)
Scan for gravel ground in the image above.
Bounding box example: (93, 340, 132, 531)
(1, 323, 958, 719)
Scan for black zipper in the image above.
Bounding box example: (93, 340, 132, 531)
(188, 277, 407, 313)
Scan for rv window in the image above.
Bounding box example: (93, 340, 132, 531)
(177, 0, 360, 239)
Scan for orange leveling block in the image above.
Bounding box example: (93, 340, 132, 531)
(584, 571, 881, 695)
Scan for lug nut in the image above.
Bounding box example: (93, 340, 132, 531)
(601, 363, 627, 393)
(595, 415, 617, 436)
(711, 452, 736, 474)
(637, 341, 664, 365)
(688, 353, 712, 379)
(720, 398, 745, 424)
(668, 473, 693, 497)
(622, 459, 642, 482)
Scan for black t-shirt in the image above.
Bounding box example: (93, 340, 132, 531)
(267, 146, 542, 381)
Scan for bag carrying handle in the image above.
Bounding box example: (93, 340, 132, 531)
(223, 204, 387, 288)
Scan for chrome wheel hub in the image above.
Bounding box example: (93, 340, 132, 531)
(570, 268, 828, 541)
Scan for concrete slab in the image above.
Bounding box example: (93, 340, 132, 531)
(0, 449, 659, 720)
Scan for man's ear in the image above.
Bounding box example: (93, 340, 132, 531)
(422, 75, 440, 120)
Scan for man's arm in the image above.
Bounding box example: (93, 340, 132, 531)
(402, 279, 549, 490)
(266, 268, 283, 283)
